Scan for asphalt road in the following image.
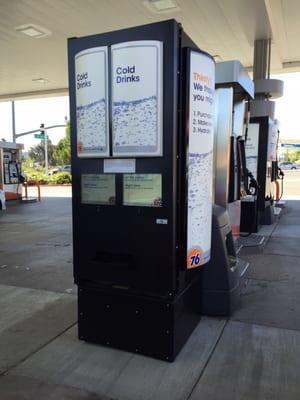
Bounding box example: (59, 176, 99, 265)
(280, 169, 300, 197)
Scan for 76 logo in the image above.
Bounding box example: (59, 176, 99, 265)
(187, 248, 202, 269)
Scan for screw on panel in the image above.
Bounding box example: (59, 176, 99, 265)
(106, 304, 110, 309)
(166, 330, 170, 335)
(79, 312, 83, 316)
(135, 310, 139, 314)
(165, 356, 169, 360)
(106, 341, 110, 345)
(166, 303, 170, 308)
(135, 349, 139, 353)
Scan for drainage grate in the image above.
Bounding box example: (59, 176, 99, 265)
(238, 235, 265, 248)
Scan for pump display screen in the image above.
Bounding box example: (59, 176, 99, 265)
(81, 174, 116, 205)
(123, 174, 162, 207)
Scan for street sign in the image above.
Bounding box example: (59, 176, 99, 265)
(34, 134, 48, 139)
(280, 143, 300, 148)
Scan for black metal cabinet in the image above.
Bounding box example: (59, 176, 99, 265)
(68, 20, 213, 360)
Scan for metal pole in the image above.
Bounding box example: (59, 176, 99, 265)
(267, 38, 271, 80)
(15, 124, 67, 139)
(44, 130, 48, 175)
(12, 101, 16, 142)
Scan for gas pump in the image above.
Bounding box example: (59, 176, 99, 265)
(274, 121, 284, 202)
(241, 115, 281, 231)
(214, 61, 254, 236)
(68, 20, 215, 361)
(241, 38, 284, 231)
(201, 61, 254, 316)
(0, 141, 23, 201)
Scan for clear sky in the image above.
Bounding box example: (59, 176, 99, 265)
(272, 72, 300, 140)
(0, 96, 69, 151)
(0, 71, 299, 150)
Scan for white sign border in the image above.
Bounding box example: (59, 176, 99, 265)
(75, 46, 110, 158)
(111, 40, 163, 158)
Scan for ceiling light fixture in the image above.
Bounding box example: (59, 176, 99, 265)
(32, 78, 49, 84)
(144, 0, 180, 13)
(15, 24, 52, 38)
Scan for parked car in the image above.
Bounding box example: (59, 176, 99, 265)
(279, 161, 300, 170)
(47, 165, 71, 175)
(48, 167, 62, 175)
(61, 165, 71, 173)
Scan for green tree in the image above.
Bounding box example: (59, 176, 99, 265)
(28, 139, 58, 166)
(289, 149, 300, 162)
(55, 122, 71, 165)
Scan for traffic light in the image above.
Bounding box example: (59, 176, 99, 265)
(40, 123, 45, 136)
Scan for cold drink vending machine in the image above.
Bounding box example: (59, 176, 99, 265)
(68, 20, 215, 361)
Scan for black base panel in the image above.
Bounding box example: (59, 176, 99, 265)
(259, 204, 275, 225)
(240, 201, 259, 233)
(78, 279, 201, 362)
(201, 205, 240, 317)
(201, 282, 240, 317)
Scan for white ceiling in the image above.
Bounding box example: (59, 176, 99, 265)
(1, 0, 300, 100)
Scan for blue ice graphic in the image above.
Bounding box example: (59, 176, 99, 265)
(76, 98, 107, 153)
(188, 150, 213, 261)
(113, 96, 158, 148)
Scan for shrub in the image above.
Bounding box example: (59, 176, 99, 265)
(24, 171, 71, 185)
(48, 172, 72, 184)
(25, 171, 48, 184)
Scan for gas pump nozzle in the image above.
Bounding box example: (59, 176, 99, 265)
(277, 167, 284, 179)
(247, 169, 260, 196)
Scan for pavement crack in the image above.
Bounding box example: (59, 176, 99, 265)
(186, 319, 228, 400)
(262, 251, 300, 258)
(230, 318, 300, 334)
(0, 321, 77, 378)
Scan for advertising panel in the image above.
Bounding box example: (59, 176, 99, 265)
(187, 50, 215, 269)
(81, 174, 115, 205)
(267, 123, 279, 162)
(75, 47, 109, 157)
(111, 41, 163, 157)
(123, 174, 162, 207)
(245, 123, 260, 180)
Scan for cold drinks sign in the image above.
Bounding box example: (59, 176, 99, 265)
(75, 47, 109, 157)
(186, 50, 215, 269)
(112, 41, 163, 157)
(74, 41, 163, 158)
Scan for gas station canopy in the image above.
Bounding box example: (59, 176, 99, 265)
(1, 0, 300, 100)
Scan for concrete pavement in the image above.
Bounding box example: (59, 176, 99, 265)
(0, 188, 300, 399)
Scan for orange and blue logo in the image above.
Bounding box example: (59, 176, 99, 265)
(187, 247, 203, 269)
